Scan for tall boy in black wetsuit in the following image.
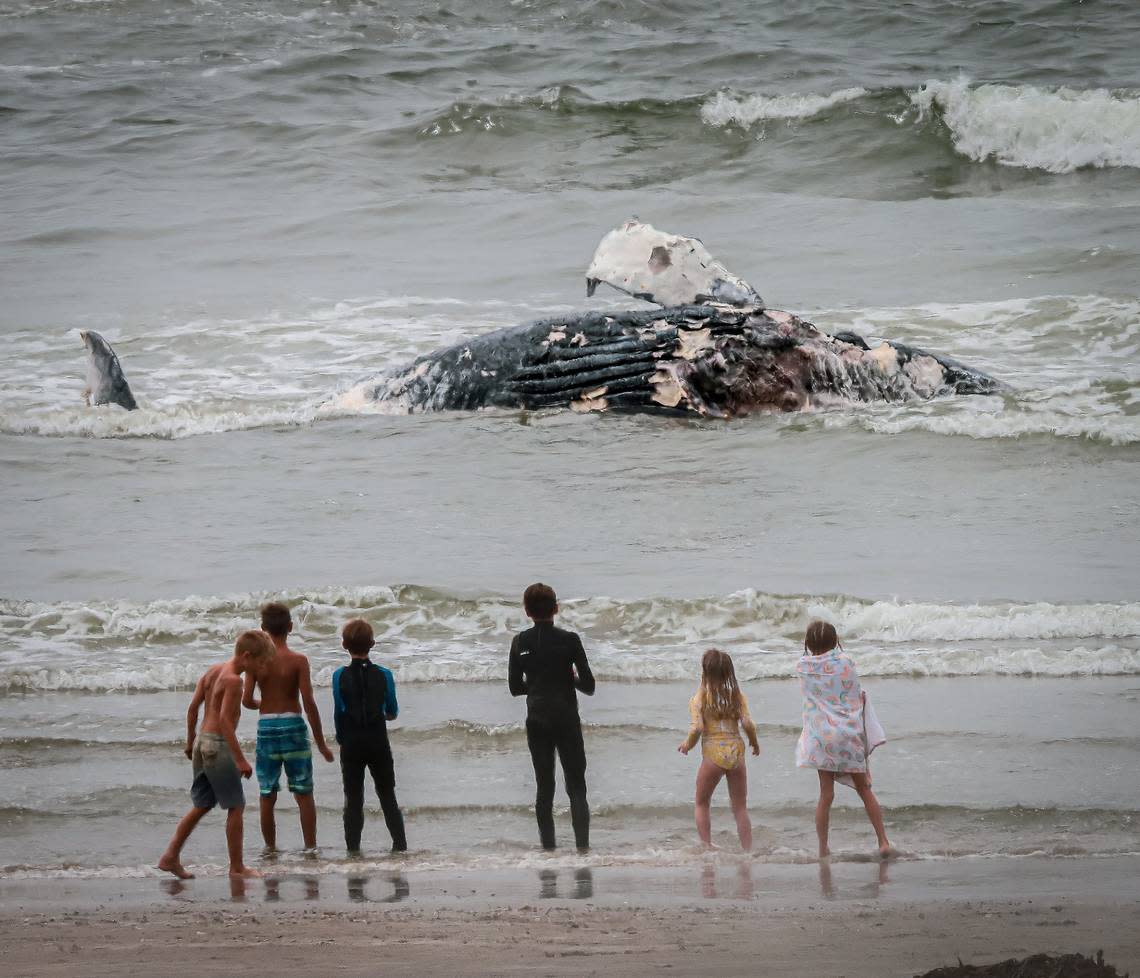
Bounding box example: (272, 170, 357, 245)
(508, 583, 596, 850)
(332, 618, 407, 854)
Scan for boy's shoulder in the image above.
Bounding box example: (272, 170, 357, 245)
(216, 663, 243, 688)
(517, 623, 579, 640)
(334, 659, 393, 676)
(281, 646, 311, 666)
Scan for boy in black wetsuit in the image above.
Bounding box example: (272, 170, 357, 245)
(508, 583, 596, 850)
(332, 618, 407, 854)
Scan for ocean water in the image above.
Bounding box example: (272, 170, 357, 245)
(1, 0, 1137, 879)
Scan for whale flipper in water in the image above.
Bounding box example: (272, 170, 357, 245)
(80, 330, 137, 411)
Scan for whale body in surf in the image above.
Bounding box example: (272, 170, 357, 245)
(331, 221, 1005, 417)
(81, 330, 137, 411)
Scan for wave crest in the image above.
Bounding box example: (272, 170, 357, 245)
(911, 79, 1140, 173)
(699, 87, 867, 127)
(0, 586, 1137, 691)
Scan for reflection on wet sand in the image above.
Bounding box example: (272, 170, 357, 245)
(348, 874, 410, 903)
(264, 876, 321, 902)
(818, 858, 890, 900)
(160, 874, 333, 904)
(229, 876, 248, 903)
(160, 878, 189, 899)
(699, 862, 754, 901)
(537, 868, 594, 900)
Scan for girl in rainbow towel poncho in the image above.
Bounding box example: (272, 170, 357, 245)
(796, 621, 893, 860)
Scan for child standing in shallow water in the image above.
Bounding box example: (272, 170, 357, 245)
(678, 649, 760, 851)
(158, 630, 276, 880)
(796, 620, 892, 860)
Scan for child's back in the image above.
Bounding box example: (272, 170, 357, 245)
(332, 655, 398, 747)
(795, 620, 892, 860)
(245, 602, 333, 851)
(333, 618, 407, 854)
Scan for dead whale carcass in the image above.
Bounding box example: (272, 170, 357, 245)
(331, 221, 1005, 417)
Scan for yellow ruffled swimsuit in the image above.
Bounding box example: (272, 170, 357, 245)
(683, 690, 758, 771)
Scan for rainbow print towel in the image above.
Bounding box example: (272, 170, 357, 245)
(795, 650, 886, 784)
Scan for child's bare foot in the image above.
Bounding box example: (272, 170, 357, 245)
(818, 849, 830, 861)
(229, 866, 261, 879)
(157, 854, 194, 879)
(878, 842, 895, 860)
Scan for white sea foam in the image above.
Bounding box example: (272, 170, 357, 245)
(700, 87, 867, 127)
(1, 587, 1136, 690)
(911, 79, 1140, 173)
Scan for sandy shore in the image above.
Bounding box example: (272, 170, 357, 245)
(2, 857, 1137, 977)
(3, 900, 1136, 978)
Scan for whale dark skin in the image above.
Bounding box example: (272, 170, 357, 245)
(332, 303, 1005, 418)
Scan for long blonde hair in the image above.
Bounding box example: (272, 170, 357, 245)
(699, 648, 742, 721)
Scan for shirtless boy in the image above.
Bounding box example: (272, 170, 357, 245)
(242, 601, 334, 851)
(158, 629, 275, 880)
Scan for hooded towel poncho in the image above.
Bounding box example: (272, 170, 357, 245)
(795, 650, 885, 779)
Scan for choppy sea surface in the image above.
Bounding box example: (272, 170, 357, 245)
(1, 0, 1137, 878)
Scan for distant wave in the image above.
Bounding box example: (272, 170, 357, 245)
(1, 585, 1137, 691)
(697, 80, 1140, 174)
(911, 79, 1140, 173)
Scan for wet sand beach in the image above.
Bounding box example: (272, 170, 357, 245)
(3, 858, 1138, 977)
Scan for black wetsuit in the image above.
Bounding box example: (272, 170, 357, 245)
(332, 658, 407, 852)
(508, 621, 596, 849)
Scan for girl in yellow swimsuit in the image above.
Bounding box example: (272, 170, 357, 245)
(678, 649, 760, 850)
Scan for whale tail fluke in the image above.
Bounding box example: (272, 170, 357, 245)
(586, 220, 763, 310)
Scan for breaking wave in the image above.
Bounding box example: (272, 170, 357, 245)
(911, 79, 1140, 173)
(1, 585, 1137, 691)
(699, 87, 867, 126)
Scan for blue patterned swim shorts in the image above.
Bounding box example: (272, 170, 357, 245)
(255, 715, 313, 796)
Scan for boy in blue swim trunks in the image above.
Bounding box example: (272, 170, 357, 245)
(158, 630, 276, 879)
(242, 602, 334, 851)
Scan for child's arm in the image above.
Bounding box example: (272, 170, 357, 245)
(507, 635, 527, 697)
(571, 634, 596, 696)
(740, 693, 760, 756)
(241, 670, 260, 712)
(677, 694, 702, 754)
(184, 674, 207, 759)
(330, 667, 345, 746)
(218, 676, 251, 777)
(382, 667, 399, 721)
(298, 658, 334, 762)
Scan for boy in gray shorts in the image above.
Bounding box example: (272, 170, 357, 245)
(158, 630, 276, 880)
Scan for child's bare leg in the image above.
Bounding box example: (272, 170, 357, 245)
(158, 806, 210, 878)
(226, 806, 259, 878)
(259, 792, 277, 849)
(815, 771, 835, 859)
(694, 759, 723, 847)
(849, 772, 891, 856)
(296, 793, 318, 850)
(725, 763, 752, 852)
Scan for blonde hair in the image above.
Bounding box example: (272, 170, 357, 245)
(699, 648, 743, 721)
(804, 620, 840, 656)
(234, 629, 276, 660)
